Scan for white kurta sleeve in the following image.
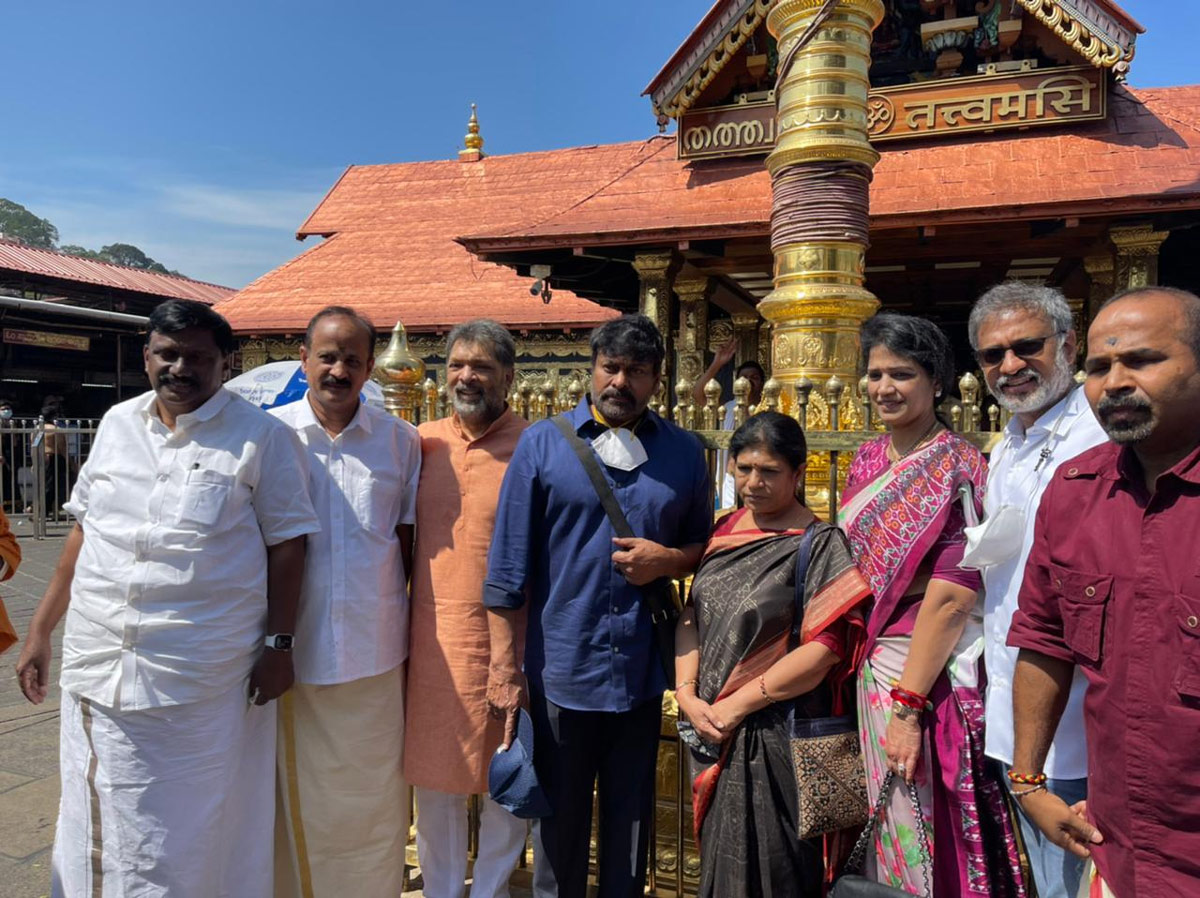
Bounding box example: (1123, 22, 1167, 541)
(253, 423, 321, 546)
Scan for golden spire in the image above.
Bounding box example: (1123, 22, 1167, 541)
(459, 103, 484, 161)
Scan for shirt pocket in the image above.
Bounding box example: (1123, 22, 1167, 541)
(177, 469, 237, 529)
(1049, 563, 1112, 665)
(357, 471, 402, 536)
(1173, 592, 1200, 700)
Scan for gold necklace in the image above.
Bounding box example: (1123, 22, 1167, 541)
(889, 418, 941, 462)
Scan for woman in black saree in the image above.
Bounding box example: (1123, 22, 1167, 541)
(674, 412, 871, 898)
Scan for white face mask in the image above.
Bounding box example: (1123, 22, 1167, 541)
(960, 504, 1027, 570)
(0, 408, 11, 420)
(591, 427, 649, 472)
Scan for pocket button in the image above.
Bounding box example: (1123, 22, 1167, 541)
(1085, 585, 1096, 597)
(1188, 615, 1199, 629)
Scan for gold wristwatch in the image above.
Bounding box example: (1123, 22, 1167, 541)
(891, 700, 921, 722)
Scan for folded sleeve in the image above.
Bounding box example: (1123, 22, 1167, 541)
(63, 413, 107, 523)
(397, 421, 421, 527)
(928, 498, 982, 592)
(484, 429, 541, 610)
(1007, 479, 1073, 661)
(253, 423, 322, 546)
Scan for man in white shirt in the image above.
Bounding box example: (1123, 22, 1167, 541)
(968, 282, 1107, 898)
(271, 306, 421, 898)
(16, 299, 319, 898)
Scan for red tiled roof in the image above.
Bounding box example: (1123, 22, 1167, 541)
(0, 239, 234, 304)
(215, 143, 654, 334)
(460, 85, 1200, 252)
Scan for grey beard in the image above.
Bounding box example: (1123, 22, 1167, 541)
(990, 356, 1076, 416)
(452, 391, 504, 421)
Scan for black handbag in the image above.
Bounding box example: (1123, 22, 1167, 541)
(830, 770, 933, 898)
(551, 415, 680, 688)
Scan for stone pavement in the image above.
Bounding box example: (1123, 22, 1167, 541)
(0, 528, 538, 898)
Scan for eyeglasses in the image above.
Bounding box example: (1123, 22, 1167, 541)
(974, 332, 1064, 367)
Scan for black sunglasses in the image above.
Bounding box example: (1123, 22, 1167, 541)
(975, 332, 1064, 367)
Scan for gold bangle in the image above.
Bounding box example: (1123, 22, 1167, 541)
(676, 679, 697, 694)
(1012, 784, 1048, 800)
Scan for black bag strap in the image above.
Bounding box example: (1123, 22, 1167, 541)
(550, 415, 675, 625)
(790, 522, 822, 641)
(843, 771, 933, 898)
(550, 415, 635, 539)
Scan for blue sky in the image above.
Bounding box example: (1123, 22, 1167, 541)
(1, 0, 1192, 288)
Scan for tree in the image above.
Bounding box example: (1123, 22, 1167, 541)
(98, 243, 173, 274)
(0, 199, 59, 248)
(58, 244, 104, 261)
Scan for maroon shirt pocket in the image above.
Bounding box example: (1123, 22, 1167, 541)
(1050, 563, 1112, 665)
(1174, 592, 1200, 700)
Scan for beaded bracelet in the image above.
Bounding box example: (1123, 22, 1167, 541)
(889, 686, 928, 710)
(759, 674, 776, 704)
(1007, 770, 1049, 786)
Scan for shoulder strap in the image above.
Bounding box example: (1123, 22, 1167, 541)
(790, 522, 822, 640)
(550, 415, 635, 540)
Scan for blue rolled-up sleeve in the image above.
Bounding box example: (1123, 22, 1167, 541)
(484, 428, 540, 610)
(680, 435, 713, 547)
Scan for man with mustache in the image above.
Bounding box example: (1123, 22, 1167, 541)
(270, 306, 420, 897)
(1009, 287, 1200, 896)
(485, 314, 710, 898)
(966, 282, 1106, 898)
(16, 299, 319, 898)
(404, 319, 530, 898)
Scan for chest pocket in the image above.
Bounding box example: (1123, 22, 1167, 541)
(1174, 592, 1200, 701)
(177, 469, 237, 529)
(358, 471, 403, 536)
(1050, 563, 1112, 666)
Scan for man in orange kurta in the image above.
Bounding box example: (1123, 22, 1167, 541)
(0, 507, 21, 652)
(405, 320, 529, 898)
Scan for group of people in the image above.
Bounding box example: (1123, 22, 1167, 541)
(3, 280, 1197, 898)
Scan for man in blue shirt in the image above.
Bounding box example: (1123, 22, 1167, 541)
(485, 314, 710, 898)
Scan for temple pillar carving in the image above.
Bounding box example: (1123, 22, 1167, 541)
(730, 313, 762, 373)
(674, 277, 712, 390)
(1083, 251, 1116, 341)
(633, 251, 682, 388)
(759, 0, 885, 427)
(1109, 223, 1169, 292)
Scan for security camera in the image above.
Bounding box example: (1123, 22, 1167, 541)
(530, 279, 543, 296)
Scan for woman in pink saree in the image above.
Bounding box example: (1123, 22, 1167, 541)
(839, 314, 1025, 897)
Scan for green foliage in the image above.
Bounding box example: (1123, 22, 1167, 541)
(0, 198, 59, 248)
(0, 198, 185, 277)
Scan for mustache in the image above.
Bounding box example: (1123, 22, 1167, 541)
(600, 387, 636, 403)
(995, 368, 1041, 388)
(321, 376, 352, 388)
(1096, 395, 1151, 418)
(158, 373, 196, 388)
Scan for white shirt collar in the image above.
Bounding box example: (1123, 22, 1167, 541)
(139, 386, 232, 429)
(293, 391, 372, 437)
(1002, 384, 1087, 441)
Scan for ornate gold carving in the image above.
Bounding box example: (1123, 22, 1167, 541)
(1110, 223, 1169, 291)
(1013, 0, 1136, 79)
(657, 0, 774, 120)
(707, 319, 734, 351)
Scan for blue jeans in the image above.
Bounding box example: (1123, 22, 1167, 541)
(1001, 762, 1088, 898)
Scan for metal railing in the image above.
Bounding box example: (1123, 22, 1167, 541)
(0, 418, 99, 538)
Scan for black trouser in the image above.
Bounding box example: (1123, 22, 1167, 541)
(528, 688, 663, 898)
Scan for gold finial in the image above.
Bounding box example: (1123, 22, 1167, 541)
(373, 320, 427, 422)
(459, 103, 484, 160)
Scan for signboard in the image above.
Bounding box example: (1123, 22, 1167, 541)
(677, 65, 1106, 161)
(3, 328, 91, 352)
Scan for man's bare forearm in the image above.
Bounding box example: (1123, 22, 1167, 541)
(1012, 648, 1074, 773)
(265, 536, 305, 634)
(29, 523, 84, 637)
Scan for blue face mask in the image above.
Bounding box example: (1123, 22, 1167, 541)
(0, 408, 12, 420)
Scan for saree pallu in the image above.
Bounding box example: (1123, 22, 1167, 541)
(842, 433, 1026, 897)
(688, 514, 870, 898)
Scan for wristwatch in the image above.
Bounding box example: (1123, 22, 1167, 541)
(890, 700, 921, 722)
(264, 633, 294, 652)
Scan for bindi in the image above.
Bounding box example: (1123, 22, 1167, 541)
(1106, 337, 1119, 346)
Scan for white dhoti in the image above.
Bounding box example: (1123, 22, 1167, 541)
(52, 681, 276, 898)
(414, 787, 528, 898)
(274, 665, 408, 898)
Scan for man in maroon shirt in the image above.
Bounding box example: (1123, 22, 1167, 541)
(1009, 286, 1200, 896)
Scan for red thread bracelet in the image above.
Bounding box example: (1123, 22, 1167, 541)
(1007, 771, 1048, 786)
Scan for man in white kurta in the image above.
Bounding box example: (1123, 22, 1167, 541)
(968, 283, 1107, 898)
(271, 307, 421, 897)
(16, 299, 319, 898)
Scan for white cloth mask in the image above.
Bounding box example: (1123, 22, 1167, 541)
(960, 504, 1026, 570)
(591, 427, 648, 472)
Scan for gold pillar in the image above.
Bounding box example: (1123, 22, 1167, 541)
(373, 320, 427, 423)
(633, 250, 681, 389)
(674, 277, 712, 388)
(1082, 252, 1116, 353)
(1110, 223, 1169, 291)
(759, 0, 885, 426)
